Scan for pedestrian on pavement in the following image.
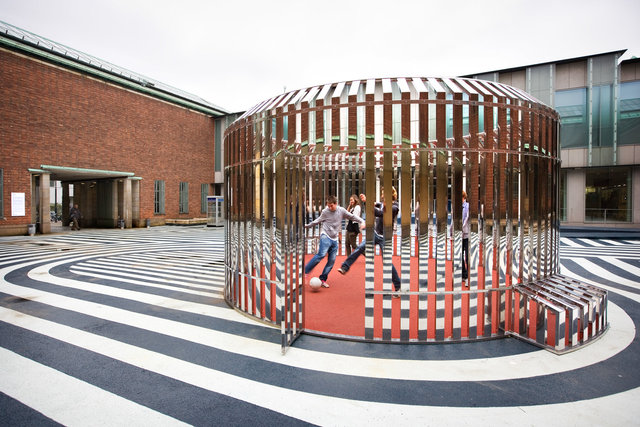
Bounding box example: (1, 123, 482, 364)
(70, 204, 82, 230)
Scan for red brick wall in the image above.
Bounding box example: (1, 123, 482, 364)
(0, 48, 215, 229)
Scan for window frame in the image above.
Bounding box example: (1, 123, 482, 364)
(154, 180, 165, 215)
(555, 87, 589, 148)
(179, 181, 189, 214)
(201, 183, 208, 214)
(618, 80, 640, 145)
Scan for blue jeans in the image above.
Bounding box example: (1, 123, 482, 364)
(341, 233, 400, 290)
(305, 234, 338, 282)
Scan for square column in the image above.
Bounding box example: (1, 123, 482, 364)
(122, 178, 132, 228)
(96, 180, 118, 227)
(39, 172, 51, 234)
(566, 169, 585, 224)
(131, 179, 141, 227)
(110, 180, 118, 227)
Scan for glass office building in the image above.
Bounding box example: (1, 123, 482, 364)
(464, 50, 640, 228)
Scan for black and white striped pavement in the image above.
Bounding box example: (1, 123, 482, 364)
(1, 227, 639, 425)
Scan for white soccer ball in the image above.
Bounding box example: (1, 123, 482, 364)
(309, 277, 322, 290)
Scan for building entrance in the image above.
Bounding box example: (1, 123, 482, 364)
(30, 165, 141, 233)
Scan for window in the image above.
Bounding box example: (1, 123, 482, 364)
(179, 182, 189, 214)
(619, 81, 640, 145)
(154, 180, 165, 215)
(592, 85, 613, 147)
(585, 167, 631, 222)
(201, 183, 208, 214)
(555, 88, 588, 148)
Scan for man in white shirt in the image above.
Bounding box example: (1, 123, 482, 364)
(305, 195, 365, 288)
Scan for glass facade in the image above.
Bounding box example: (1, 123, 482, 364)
(555, 88, 588, 148)
(592, 84, 614, 147)
(619, 81, 640, 145)
(585, 167, 631, 222)
(471, 52, 638, 227)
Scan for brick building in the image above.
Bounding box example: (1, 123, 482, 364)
(0, 21, 233, 236)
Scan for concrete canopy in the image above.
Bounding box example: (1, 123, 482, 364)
(34, 165, 137, 182)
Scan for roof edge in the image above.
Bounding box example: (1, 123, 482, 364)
(0, 20, 230, 117)
(460, 49, 628, 78)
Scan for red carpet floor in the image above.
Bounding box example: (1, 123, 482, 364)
(305, 254, 441, 339)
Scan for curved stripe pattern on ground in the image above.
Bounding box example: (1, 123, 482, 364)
(0, 227, 639, 425)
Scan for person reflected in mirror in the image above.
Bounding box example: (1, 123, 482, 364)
(345, 194, 362, 256)
(70, 204, 82, 231)
(338, 187, 401, 294)
(462, 190, 470, 283)
(304, 195, 365, 288)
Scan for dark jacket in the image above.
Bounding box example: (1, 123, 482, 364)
(374, 201, 398, 236)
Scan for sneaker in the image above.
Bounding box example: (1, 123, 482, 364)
(392, 292, 401, 299)
(337, 268, 346, 275)
(321, 280, 329, 288)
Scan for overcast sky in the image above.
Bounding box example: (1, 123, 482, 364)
(2, 0, 639, 113)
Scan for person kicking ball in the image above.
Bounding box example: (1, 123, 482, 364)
(304, 195, 365, 288)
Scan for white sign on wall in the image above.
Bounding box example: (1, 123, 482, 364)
(11, 192, 26, 217)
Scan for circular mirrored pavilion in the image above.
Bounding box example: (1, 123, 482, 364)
(224, 77, 608, 354)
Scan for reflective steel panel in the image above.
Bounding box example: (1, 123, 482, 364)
(225, 77, 608, 353)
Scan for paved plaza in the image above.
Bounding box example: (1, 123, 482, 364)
(0, 226, 639, 426)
